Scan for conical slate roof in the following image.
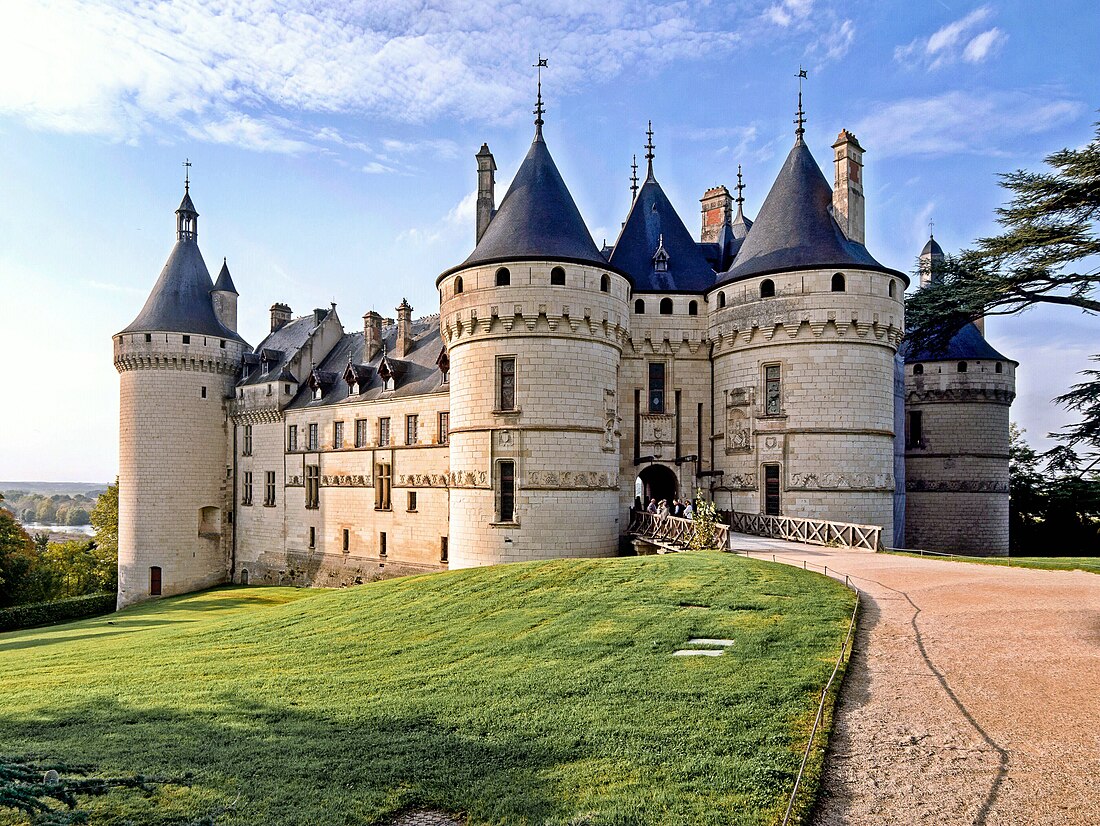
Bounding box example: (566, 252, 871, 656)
(921, 235, 944, 257)
(610, 176, 716, 292)
(178, 189, 197, 215)
(213, 258, 238, 294)
(900, 322, 1015, 364)
(446, 133, 611, 275)
(718, 138, 900, 284)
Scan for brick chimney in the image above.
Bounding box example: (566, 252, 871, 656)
(476, 143, 496, 244)
(700, 185, 732, 243)
(394, 298, 413, 358)
(831, 130, 865, 245)
(363, 311, 383, 361)
(270, 302, 291, 333)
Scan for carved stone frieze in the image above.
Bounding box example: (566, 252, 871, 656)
(448, 470, 489, 489)
(907, 479, 1009, 493)
(640, 414, 675, 446)
(788, 472, 893, 491)
(319, 474, 373, 487)
(526, 470, 619, 490)
(396, 473, 450, 488)
(907, 387, 1016, 405)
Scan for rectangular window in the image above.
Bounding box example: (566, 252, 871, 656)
(305, 464, 320, 509)
(499, 460, 515, 522)
(440, 536, 449, 563)
(375, 462, 392, 510)
(379, 531, 387, 557)
(764, 464, 781, 516)
(765, 365, 782, 416)
(287, 425, 298, 452)
(309, 526, 316, 549)
(438, 412, 449, 444)
(182, 335, 190, 345)
(406, 414, 418, 445)
(379, 417, 391, 447)
(499, 357, 516, 411)
(342, 528, 350, 552)
(243, 424, 253, 456)
(907, 410, 924, 449)
(201, 386, 207, 399)
(648, 362, 666, 414)
(242, 471, 253, 505)
(407, 491, 417, 512)
(355, 419, 368, 448)
(264, 471, 276, 506)
(333, 421, 344, 449)
(307, 423, 318, 451)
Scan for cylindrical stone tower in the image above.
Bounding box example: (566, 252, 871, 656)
(438, 118, 631, 567)
(113, 184, 247, 607)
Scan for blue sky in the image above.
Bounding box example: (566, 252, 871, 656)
(0, 0, 1096, 482)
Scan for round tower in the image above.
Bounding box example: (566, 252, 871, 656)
(902, 235, 1016, 555)
(707, 127, 906, 544)
(113, 181, 248, 607)
(438, 104, 631, 568)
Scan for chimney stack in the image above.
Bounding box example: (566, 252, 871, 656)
(700, 186, 733, 243)
(270, 302, 291, 333)
(831, 130, 865, 245)
(363, 311, 383, 361)
(394, 298, 413, 358)
(476, 143, 496, 244)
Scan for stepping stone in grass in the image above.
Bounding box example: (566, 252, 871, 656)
(672, 649, 725, 656)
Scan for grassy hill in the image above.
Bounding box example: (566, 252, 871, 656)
(0, 553, 854, 826)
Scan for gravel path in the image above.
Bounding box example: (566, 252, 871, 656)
(729, 535, 1100, 826)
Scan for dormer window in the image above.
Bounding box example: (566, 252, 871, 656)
(437, 349, 451, 384)
(312, 386, 323, 401)
(653, 234, 670, 273)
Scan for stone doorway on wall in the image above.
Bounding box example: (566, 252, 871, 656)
(638, 464, 679, 509)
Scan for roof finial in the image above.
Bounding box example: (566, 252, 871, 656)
(533, 54, 548, 139)
(735, 164, 746, 220)
(644, 120, 655, 180)
(183, 158, 191, 191)
(794, 67, 807, 140)
(630, 154, 639, 200)
(929, 218, 935, 238)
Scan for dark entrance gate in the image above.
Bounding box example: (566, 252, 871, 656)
(763, 464, 781, 515)
(638, 464, 679, 508)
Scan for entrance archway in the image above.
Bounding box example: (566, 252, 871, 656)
(638, 464, 679, 509)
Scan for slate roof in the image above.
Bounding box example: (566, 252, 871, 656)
(213, 258, 238, 294)
(444, 131, 615, 277)
(286, 317, 447, 408)
(238, 315, 318, 386)
(921, 236, 944, 257)
(900, 322, 1015, 364)
(609, 176, 716, 293)
(178, 190, 197, 215)
(120, 238, 245, 341)
(718, 138, 904, 284)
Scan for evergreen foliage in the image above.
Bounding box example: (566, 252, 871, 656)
(906, 119, 1100, 463)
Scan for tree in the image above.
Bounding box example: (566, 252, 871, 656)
(0, 495, 36, 607)
(91, 480, 118, 562)
(906, 119, 1100, 462)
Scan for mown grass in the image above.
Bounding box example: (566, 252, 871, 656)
(1, 553, 854, 826)
(886, 551, 1100, 574)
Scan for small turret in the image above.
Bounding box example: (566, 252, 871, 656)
(832, 129, 865, 245)
(476, 143, 496, 244)
(211, 258, 238, 333)
(700, 185, 733, 244)
(270, 303, 292, 333)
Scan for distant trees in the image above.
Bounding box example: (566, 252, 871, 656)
(1, 490, 99, 528)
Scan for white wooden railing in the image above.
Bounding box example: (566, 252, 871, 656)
(627, 511, 730, 551)
(726, 510, 883, 552)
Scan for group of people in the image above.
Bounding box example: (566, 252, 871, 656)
(639, 497, 694, 520)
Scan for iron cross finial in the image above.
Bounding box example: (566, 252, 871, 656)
(630, 154, 639, 200)
(183, 158, 192, 191)
(533, 55, 548, 133)
(795, 67, 807, 138)
(929, 219, 935, 238)
(644, 121, 655, 178)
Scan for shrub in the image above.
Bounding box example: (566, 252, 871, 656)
(0, 592, 115, 632)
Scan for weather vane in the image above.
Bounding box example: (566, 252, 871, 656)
(644, 120, 655, 177)
(533, 54, 548, 130)
(630, 154, 639, 200)
(795, 67, 808, 137)
(183, 158, 192, 190)
(736, 164, 745, 209)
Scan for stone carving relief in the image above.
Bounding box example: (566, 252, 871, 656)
(603, 389, 620, 452)
(726, 387, 752, 407)
(719, 473, 758, 491)
(725, 408, 751, 454)
(448, 470, 490, 488)
(526, 470, 619, 490)
(319, 474, 372, 487)
(788, 472, 893, 491)
(906, 479, 1009, 493)
(640, 414, 675, 450)
(396, 473, 450, 487)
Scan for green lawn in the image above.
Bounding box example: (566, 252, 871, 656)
(1, 553, 854, 826)
(886, 552, 1100, 574)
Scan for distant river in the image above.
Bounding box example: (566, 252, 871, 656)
(20, 523, 96, 537)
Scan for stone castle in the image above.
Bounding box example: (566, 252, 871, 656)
(113, 96, 1016, 608)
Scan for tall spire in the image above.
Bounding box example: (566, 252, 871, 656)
(176, 162, 198, 242)
(794, 66, 808, 141)
(533, 54, 548, 141)
(630, 154, 639, 200)
(644, 120, 655, 180)
(735, 164, 746, 219)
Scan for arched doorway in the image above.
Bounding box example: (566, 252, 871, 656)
(638, 464, 679, 509)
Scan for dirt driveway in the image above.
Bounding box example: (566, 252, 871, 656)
(728, 535, 1100, 826)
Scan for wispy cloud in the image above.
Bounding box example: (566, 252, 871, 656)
(0, 0, 744, 156)
(396, 190, 476, 246)
(852, 91, 1083, 159)
(815, 19, 856, 62)
(381, 138, 460, 159)
(763, 0, 814, 27)
(895, 6, 1007, 69)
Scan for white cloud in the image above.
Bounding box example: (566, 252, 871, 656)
(764, 0, 813, 27)
(396, 190, 476, 246)
(895, 6, 1007, 70)
(852, 91, 1084, 159)
(382, 138, 460, 159)
(815, 19, 855, 62)
(0, 0, 743, 153)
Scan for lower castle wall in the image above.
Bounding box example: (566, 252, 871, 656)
(906, 492, 1009, 555)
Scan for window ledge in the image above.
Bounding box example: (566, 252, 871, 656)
(489, 520, 520, 528)
(491, 408, 521, 417)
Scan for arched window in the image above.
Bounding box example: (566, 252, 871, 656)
(831, 273, 846, 292)
(659, 298, 673, 315)
(600, 274, 610, 293)
(913, 364, 924, 375)
(634, 299, 645, 314)
(760, 279, 775, 298)
(550, 266, 566, 286)
(688, 300, 698, 316)
(495, 267, 510, 286)
(957, 361, 968, 373)
(454, 276, 463, 295)
(240, 569, 249, 585)
(717, 291, 726, 308)
(995, 362, 1003, 374)
(889, 280, 896, 298)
